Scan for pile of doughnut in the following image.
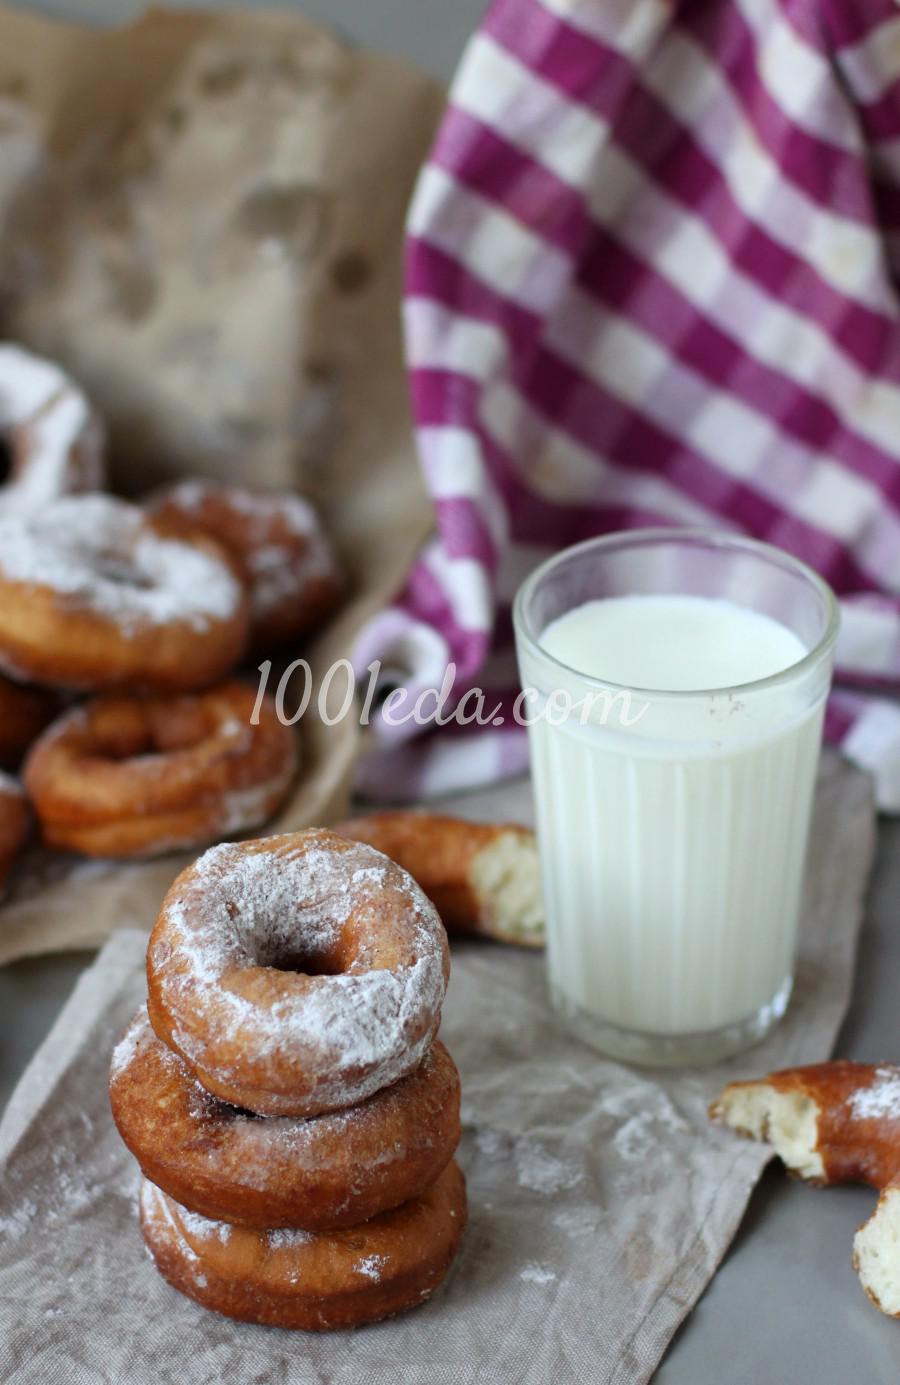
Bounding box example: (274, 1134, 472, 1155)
(0, 343, 344, 885)
(109, 828, 467, 1330)
(712, 1060, 900, 1318)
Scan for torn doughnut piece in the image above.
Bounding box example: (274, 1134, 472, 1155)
(711, 1061, 900, 1317)
(333, 811, 545, 947)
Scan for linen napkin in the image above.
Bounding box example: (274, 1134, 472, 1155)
(0, 752, 874, 1384)
(355, 0, 900, 809)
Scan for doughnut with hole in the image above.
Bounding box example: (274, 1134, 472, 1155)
(110, 1006, 460, 1229)
(139, 1159, 467, 1330)
(0, 495, 249, 693)
(146, 829, 450, 1117)
(24, 681, 296, 858)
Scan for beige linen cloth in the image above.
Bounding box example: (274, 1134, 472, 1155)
(0, 753, 874, 1384)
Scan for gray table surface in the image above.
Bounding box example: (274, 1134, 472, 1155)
(4, 0, 900, 1379)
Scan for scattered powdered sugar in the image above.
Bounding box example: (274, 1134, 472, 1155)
(354, 1254, 386, 1281)
(613, 1112, 666, 1163)
(0, 1195, 39, 1242)
(140, 1180, 204, 1263)
(266, 1226, 313, 1249)
(147, 1187, 315, 1254)
(474, 1126, 506, 1161)
(3, 1116, 119, 1244)
(0, 495, 243, 634)
(552, 1207, 601, 1240)
(159, 479, 322, 543)
(151, 832, 448, 1109)
(599, 1085, 691, 1164)
(849, 1067, 900, 1122)
(520, 1263, 556, 1285)
(515, 1140, 583, 1196)
(473, 1125, 583, 1196)
(109, 1013, 144, 1079)
(172, 1202, 232, 1244)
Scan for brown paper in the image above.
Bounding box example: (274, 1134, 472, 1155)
(0, 753, 875, 1384)
(0, 6, 446, 963)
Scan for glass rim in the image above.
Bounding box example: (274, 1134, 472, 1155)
(512, 527, 841, 701)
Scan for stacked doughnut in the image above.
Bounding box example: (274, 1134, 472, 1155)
(0, 343, 345, 885)
(109, 829, 467, 1331)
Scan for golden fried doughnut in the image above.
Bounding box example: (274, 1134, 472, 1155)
(148, 481, 344, 651)
(334, 811, 544, 947)
(23, 681, 296, 859)
(712, 1061, 900, 1317)
(0, 495, 248, 692)
(139, 1160, 467, 1331)
(0, 343, 105, 514)
(146, 829, 450, 1117)
(0, 773, 29, 892)
(0, 673, 59, 768)
(110, 1006, 461, 1229)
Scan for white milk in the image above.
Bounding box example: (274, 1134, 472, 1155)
(528, 595, 824, 1038)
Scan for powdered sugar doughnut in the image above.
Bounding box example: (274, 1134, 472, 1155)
(148, 481, 344, 651)
(0, 495, 249, 692)
(110, 1006, 460, 1229)
(139, 1161, 467, 1331)
(24, 682, 296, 858)
(0, 772, 29, 892)
(146, 829, 450, 1117)
(0, 344, 105, 513)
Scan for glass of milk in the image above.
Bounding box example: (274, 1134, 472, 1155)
(513, 529, 839, 1067)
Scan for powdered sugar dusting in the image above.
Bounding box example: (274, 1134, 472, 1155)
(150, 831, 448, 1110)
(520, 1263, 556, 1285)
(112, 1007, 445, 1195)
(151, 479, 338, 621)
(109, 1015, 143, 1079)
(0, 495, 243, 634)
(473, 1125, 583, 1196)
(849, 1067, 900, 1122)
(0, 344, 105, 515)
(354, 1253, 386, 1281)
(515, 1141, 582, 1196)
(267, 1226, 313, 1249)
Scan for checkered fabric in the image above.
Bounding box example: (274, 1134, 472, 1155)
(354, 0, 900, 809)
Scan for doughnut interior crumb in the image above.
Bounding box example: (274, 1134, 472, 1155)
(854, 1186, 900, 1318)
(711, 1083, 825, 1181)
(469, 831, 544, 944)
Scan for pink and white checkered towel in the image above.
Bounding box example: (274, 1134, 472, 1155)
(354, 0, 900, 810)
